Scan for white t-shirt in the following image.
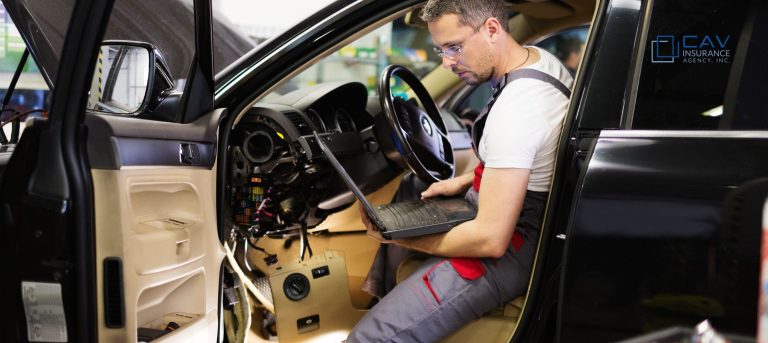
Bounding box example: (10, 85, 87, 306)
(478, 46, 573, 192)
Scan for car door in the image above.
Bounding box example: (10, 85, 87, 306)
(554, 0, 768, 341)
(0, 0, 226, 341)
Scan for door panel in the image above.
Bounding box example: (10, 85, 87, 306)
(87, 111, 225, 342)
(560, 131, 768, 341)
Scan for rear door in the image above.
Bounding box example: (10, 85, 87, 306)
(0, 1, 116, 341)
(558, 0, 768, 341)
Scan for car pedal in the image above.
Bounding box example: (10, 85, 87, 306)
(253, 276, 274, 309)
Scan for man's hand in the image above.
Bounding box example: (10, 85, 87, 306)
(421, 172, 474, 199)
(357, 204, 393, 243)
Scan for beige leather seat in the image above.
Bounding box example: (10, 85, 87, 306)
(395, 256, 524, 342)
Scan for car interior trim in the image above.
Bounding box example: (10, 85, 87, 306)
(112, 138, 215, 168)
(91, 168, 226, 342)
(85, 109, 223, 142)
(508, 2, 574, 19)
(84, 109, 223, 169)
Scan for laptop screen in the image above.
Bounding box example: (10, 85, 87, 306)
(312, 132, 384, 225)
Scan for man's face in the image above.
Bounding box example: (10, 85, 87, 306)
(428, 14, 495, 85)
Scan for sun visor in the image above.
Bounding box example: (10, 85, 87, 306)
(404, 9, 427, 28)
(508, 1, 574, 19)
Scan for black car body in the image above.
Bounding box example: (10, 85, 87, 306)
(1, 0, 766, 342)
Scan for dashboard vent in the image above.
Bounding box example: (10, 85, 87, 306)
(285, 112, 313, 136)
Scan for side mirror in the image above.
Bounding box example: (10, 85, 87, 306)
(87, 41, 158, 115)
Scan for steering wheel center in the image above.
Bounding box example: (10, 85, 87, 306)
(420, 116, 433, 136)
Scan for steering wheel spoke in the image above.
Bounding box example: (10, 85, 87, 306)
(435, 123, 450, 140)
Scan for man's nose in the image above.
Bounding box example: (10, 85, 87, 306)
(441, 56, 456, 69)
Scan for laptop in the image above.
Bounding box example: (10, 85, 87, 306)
(313, 132, 476, 239)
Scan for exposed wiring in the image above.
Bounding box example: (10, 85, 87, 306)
(256, 196, 270, 214)
(297, 205, 313, 261)
(246, 237, 278, 265)
(299, 220, 313, 261)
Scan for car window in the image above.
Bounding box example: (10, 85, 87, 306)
(536, 27, 588, 77)
(451, 26, 589, 123)
(453, 83, 493, 125)
(264, 16, 440, 98)
(0, 4, 50, 141)
(632, 0, 767, 130)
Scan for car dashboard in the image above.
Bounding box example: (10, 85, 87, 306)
(226, 81, 400, 237)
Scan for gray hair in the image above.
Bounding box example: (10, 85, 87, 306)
(420, 0, 509, 32)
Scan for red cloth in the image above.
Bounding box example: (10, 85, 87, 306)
(473, 163, 484, 192)
(511, 231, 524, 251)
(449, 258, 486, 280)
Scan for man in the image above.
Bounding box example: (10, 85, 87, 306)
(347, 0, 572, 341)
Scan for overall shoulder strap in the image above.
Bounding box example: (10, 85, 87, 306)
(505, 68, 571, 98)
(471, 68, 571, 160)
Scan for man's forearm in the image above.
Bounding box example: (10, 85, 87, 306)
(393, 219, 503, 257)
(456, 171, 475, 189)
(395, 168, 530, 258)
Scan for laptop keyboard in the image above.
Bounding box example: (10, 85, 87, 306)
(379, 201, 449, 229)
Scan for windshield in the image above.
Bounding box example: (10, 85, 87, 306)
(264, 15, 440, 100)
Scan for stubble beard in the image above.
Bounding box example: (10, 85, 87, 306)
(462, 50, 495, 85)
(463, 68, 493, 85)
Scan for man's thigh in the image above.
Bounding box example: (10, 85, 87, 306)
(348, 245, 533, 343)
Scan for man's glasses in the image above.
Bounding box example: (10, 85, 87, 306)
(433, 44, 465, 60)
(432, 20, 487, 60)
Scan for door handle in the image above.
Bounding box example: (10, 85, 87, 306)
(179, 143, 199, 166)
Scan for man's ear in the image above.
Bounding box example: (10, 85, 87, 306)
(485, 17, 502, 41)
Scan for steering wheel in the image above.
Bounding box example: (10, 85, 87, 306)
(378, 65, 455, 184)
